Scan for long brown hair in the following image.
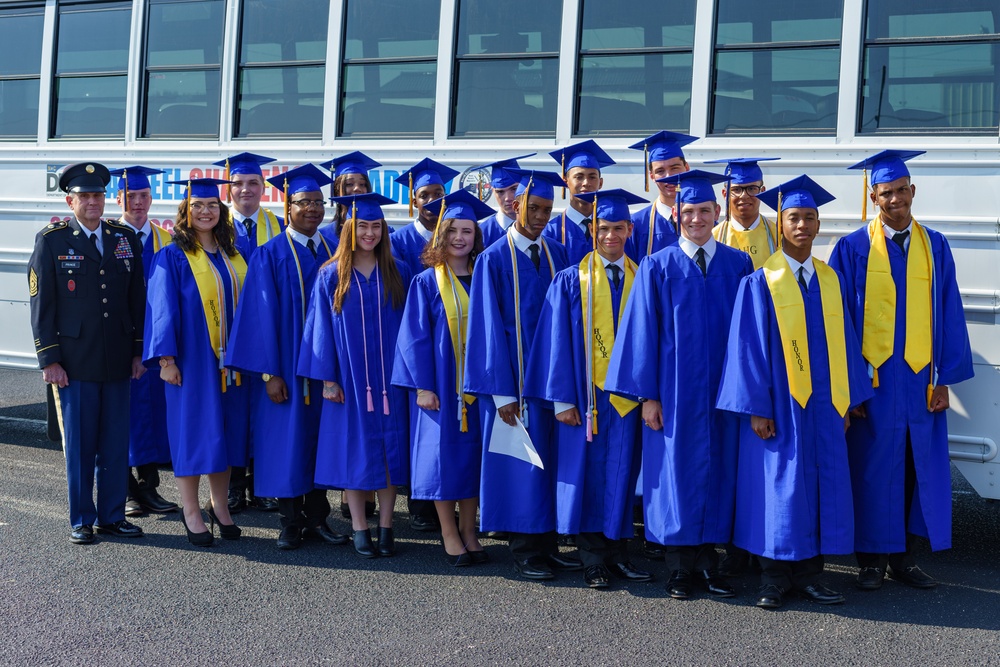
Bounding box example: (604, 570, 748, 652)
(171, 198, 238, 256)
(419, 217, 484, 270)
(324, 217, 406, 314)
(332, 172, 373, 234)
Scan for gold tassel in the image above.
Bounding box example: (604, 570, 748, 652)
(432, 196, 445, 246)
(561, 154, 566, 199)
(592, 195, 597, 250)
(186, 180, 192, 231)
(122, 168, 129, 215)
(351, 201, 357, 252)
(520, 178, 532, 228)
(776, 189, 783, 251)
(926, 383, 934, 410)
(592, 407, 598, 436)
(408, 173, 414, 218)
(224, 158, 230, 203)
(643, 144, 649, 192)
(234, 371, 241, 387)
(283, 179, 289, 225)
(872, 367, 880, 388)
(220, 370, 226, 394)
(461, 403, 468, 433)
(862, 167, 868, 222)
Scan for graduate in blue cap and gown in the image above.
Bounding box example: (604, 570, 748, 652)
(213, 152, 283, 261)
(471, 154, 535, 248)
(108, 166, 179, 516)
(391, 158, 460, 272)
(716, 175, 874, 609)
(526, 188, 653, 590)
(226, 164, 350, 551)
(625, 131, 699, 262)
(544, 140, 615, 264)
(829, 150, 973, 591)
(298, 192, 412, 559)
(144, 178, 250, 546)
(320, 151, 381, 246)
(464, 169, 581, 581)
(707, 157, 780, 270)
(605, 172, 752, 599)
(392, 189, 492, 566)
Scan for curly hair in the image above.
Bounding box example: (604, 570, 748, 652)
(419, 217, 484, 271)
(170, 198, 239, 257)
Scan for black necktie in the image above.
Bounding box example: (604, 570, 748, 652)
(583, 219, 592, 244)
(892, 231, 909, 251)
(528, 243, 541, 271)
(798, 267, 808, 290)
(89, 232, 101, 256)
(307, 238, 317, 257)
(245, 219, 256, 241)
(695, 247, 707, 276)
(608, 264, 622, 289)
(137, 231, 145, 246)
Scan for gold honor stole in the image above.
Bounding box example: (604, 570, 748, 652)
(646, 204, 676, 258)
(714, 216, 777, 270)
(150, 223, 172, 252)
(435, 264, 477, 432)
(506, 232, 556, 428)
(861, 216, 934, 403)
(579, 252, 639, 440)
(286, 230, 333, 405)
(183, 246, 248, 393)
(762, 252, 850, 417)
(228, 208, 282, 246)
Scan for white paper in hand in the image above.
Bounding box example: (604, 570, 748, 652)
(488, 415, 544, 470)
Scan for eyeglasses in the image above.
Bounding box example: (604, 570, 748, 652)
(189, 202, 220, 212)
(729, 185, 763, 197)
(291, 199, 325, 209)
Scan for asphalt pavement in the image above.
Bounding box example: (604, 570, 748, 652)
(0, 368, 998, 666)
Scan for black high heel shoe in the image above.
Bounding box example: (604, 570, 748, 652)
(378, 527, 395, 557)
(465, 545, 490, 565)
(180, 509, 213, 547)
(353, 529, 378, 558)
(205, 502, 241, 540)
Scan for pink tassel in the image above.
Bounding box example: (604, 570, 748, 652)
(382, 390, 390, 416)
(366, 386, 374, 412)
(585, 411, 593, 443)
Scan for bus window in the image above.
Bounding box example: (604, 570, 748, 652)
(576, 0, 695, 136)
(451, 0, 560, 137)
(860, 0, 1000, 133)
(712, 0, 843, 135)
(52, 1, 132, 139)
(339, 0, 439, 137)
(0, 5, 43, 139)
(235, 0, 329, 138)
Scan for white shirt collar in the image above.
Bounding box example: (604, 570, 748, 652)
(497, 211, 514, 231)
(654, 199, 673, 220)
(678, 235, 717, 264)
(564, 206, 588, 231)
(78, 219, 102, 249)
(728, 215, 761, 232)
(509, 224, 542, 255)
(599, 253, 626, 273)
(782, 251, 815, 284)
(413, 220, 433, 241)
(882, 219, 913, 251)
(233, 208, 259, 224)
(119, 218, 151, 239)
(287, 226, 322, 248)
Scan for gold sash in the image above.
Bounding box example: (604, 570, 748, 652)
(229, 208, 282, 246)
(579, 252, 639, 439)
(435, 265, 476, 432)
(762, 252, 850, 417)
(713, 216, 776, 270)
(150, 223, 172, 252)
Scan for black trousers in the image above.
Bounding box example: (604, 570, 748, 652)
(663, 543, 719, 574)
(128, 463, 161, 496)
(576, 532, 628, 568)
(857, 430, 918, 571)
(277, 489, 332, 530)
(509, 531, 559, 560)
(758, 555, 825, 591)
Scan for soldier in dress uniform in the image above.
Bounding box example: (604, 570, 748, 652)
(28, 162, 147, 544)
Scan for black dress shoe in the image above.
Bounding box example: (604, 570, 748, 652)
(856, 566, 886, 590)
(585, 565, 611, 589)
(798, 583, 845, 605)
(545, 552, 584, 571)
(609, 561, 653, 582)
(95, 520, 144, 538)
(888, 565, 938, 589)
(277, 526, 302, 550)
(135, 487, 179, 513)
(124, 498, 145, 517)
(642, 540, 666, 561)
(410, 514, 440, 533)
(486, 531, 509, 540)
(304, 522, 350, 545)
(698, 570, 736, 597)
(70, 525, 94, 545)
(666, 569, 694, 599)
(756, 584, 785, 609)
(377, 527, 395, 557)
(250, 496, 279, 512)
(353, 529, 378, 558)
(228, 489, 246, 514)
(514, 556, 554, 581)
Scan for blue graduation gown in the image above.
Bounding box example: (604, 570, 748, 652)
(829, 227, 973, 553)
(392, 269, 483, 500)
(524, 262, 641, 540)
(479, 214, 510, 249)
(128, 227, 170, 467)
(390, 222, 432, 275)
(464, 232, 570, 533)
(233, 212, 285, 260)
(298, 260, 412, 490)
(319, 222, 341, 249)
(225, 233, 334, 498)
(542, 213, 591, 264)
(143, 243, 250, 477)
(716, 267, 874, 560)
(605, 245, 752, 546)
(626, 204, 678, 263)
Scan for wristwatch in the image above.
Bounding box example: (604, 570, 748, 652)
(262, 373, 273, 382)
(158, 358, 174, 368)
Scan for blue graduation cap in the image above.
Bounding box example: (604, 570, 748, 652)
(424, 188, 495, 224)
(470, 153, 536, 191)
(109, 165, 164, 192)
(167, 177, 232, 200)
(756, 175, 835, 213)
(628, 131, 699, 192)
(549, 140, 615, 180)
(330, 192, 397, 251)
(704, 157, 779, 185)
(394, 158, 460, 217)
(574, 188, 647, 223)
(267, 164, 333, 220)
(508, 169, 567, 202)
(848, 149, 924, 186)
(213, 152, 276, 177)
(320, 151, 381, 180)
(657, 169, 728, 205)
(59, 162, 111, 193)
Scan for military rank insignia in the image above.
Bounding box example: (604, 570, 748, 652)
(28, 268, 38, 297)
